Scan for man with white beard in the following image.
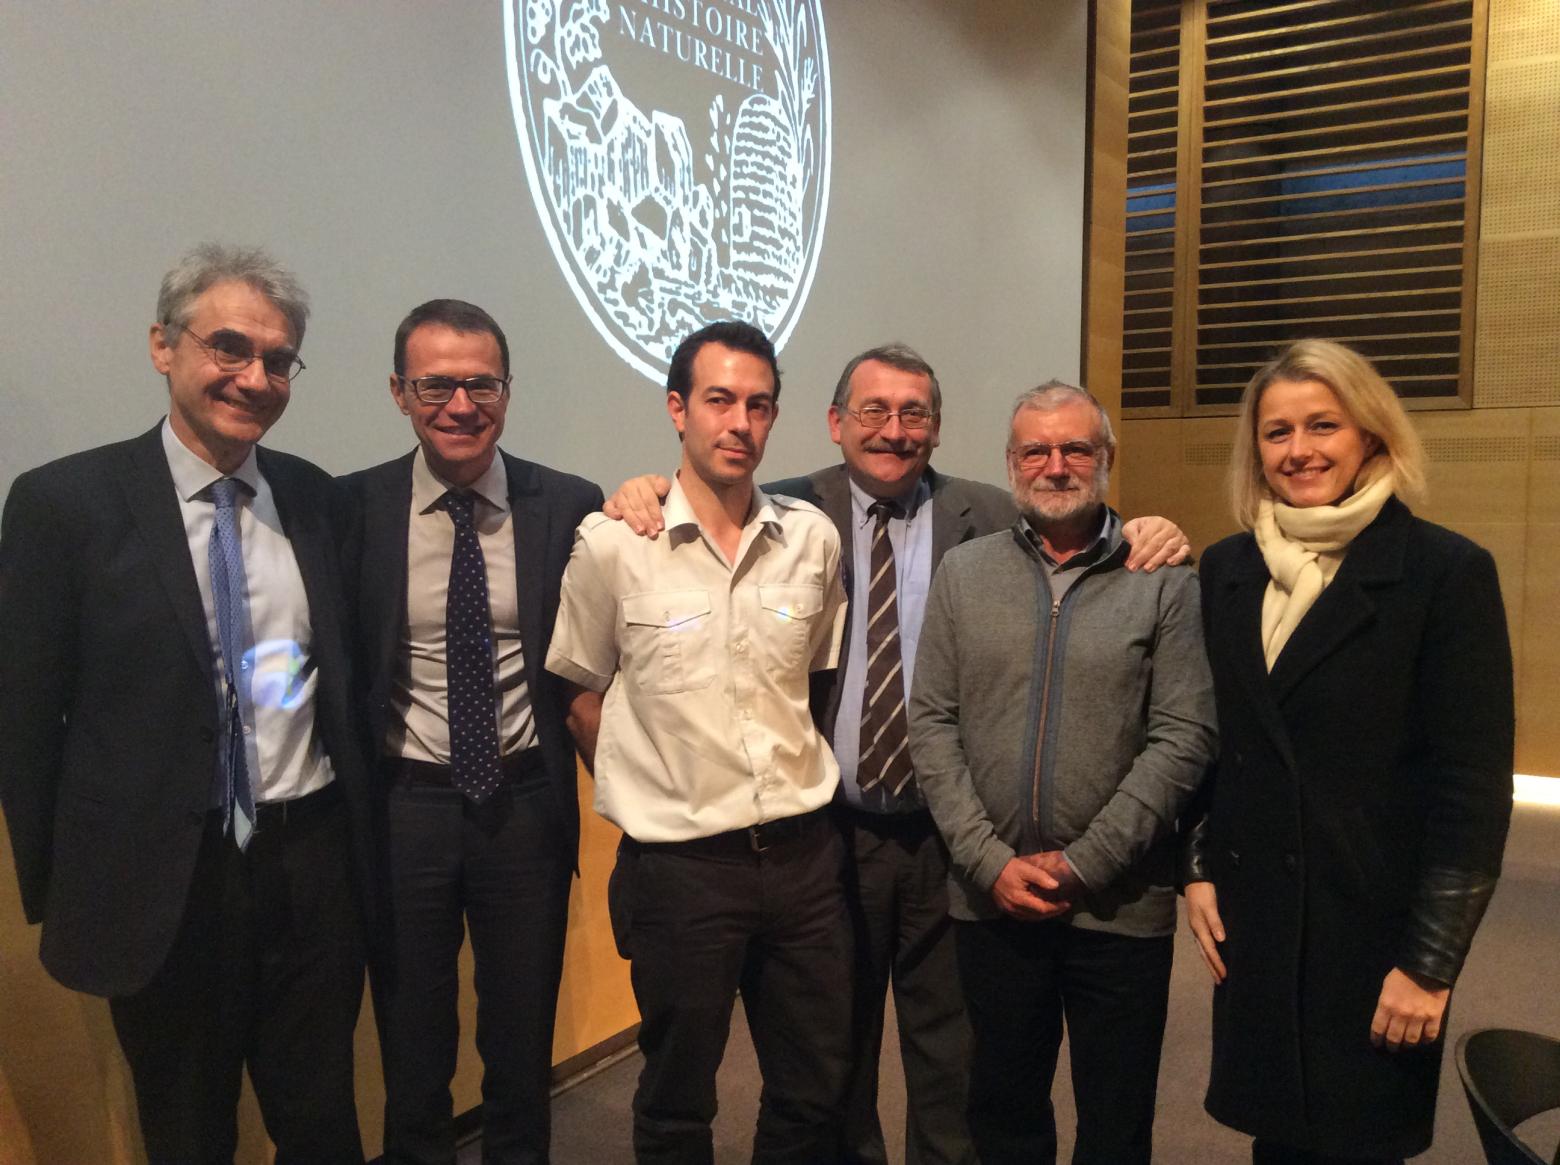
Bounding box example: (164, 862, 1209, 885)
(907, 381, 1217, 1165)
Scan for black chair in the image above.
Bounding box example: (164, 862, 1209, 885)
(1456, 1027, 1560, 1165)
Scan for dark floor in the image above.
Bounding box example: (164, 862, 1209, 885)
(478, 802, 1560, 1163)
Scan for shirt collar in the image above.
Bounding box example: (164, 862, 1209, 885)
(161, 416, 261, 501)
(412, 446, 510, 516)
(663, 473, 779, 536)
(848, 474, 930, 528)
(1018, 505, 1119, 568)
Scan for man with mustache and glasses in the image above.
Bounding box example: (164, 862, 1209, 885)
(546, 321, 852, 1163)
(604, 346, 1190, 1164)
(339, 299, 602, 1164)
(908, 381, 1217, 1165)
(0, 243, 375, 1163)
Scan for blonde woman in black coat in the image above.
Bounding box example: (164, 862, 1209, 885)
(1183, 340, 1514, 1164)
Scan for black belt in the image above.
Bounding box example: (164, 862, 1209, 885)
(637, 807, 830, 857)
(387, 746, 546, 788)
(253, 780, 342, 828)
(833, 803, 936, 836)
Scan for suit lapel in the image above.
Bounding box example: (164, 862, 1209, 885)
(362, 454, 415, 693)
(809, 464, 853, 538)
(1219, 540, 1299, 773)
(927, 469, 974, 570)
(809, 465, 855, 592)
(504, 453, 549, 690)
(123, 426, 215, 686)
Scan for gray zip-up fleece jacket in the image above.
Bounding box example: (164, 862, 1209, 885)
(908, 513, 1217, 935)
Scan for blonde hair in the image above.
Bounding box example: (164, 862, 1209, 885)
(1228, 339, 1428, 529)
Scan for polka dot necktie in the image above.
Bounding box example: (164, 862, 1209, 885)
(441, 491, 503, 803)
(858, 499, 918, 808)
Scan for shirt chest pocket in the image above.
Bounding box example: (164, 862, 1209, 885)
(756, 583, 825, 672)
(621, 589, 717, 694)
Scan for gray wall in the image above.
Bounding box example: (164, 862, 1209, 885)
(0, 1, 1087, 498)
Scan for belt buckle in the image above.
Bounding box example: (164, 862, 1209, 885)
(747, 824, 769, 854)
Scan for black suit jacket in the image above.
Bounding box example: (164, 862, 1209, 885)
(762, 464, 1015, 737)
(338, 449, 602, 855)
(0, 423, 376, 997)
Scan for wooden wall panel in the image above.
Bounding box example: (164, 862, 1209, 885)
(1119, 0, 1559, 776)
(0, 818, 155, 1165)
(1090, 0, 1132, 504)
(1474, 12, 1560, 410)
(553, 766, 638, 1064)
(0, 766, 637, 1165)
(1519, 407, 1560, 772)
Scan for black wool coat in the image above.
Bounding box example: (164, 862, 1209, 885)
(1194, 497, 1513, 1159)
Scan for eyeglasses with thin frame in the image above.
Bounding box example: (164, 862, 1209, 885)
(398, 375, 511, 405)
(180, 326, 305, 383)
(846, 404, 938, 431)
(1010, 441, 1100, 471)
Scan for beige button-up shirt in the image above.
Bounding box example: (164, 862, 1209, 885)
(546, 476, 847, 842)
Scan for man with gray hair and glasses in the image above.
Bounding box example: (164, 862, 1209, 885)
(909, 381, 1217, 1165)
(0, 243, 374, 1163)
(607, 351, 1191, 1164)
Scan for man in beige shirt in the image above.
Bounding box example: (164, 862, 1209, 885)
(546, 321, 851, 1163)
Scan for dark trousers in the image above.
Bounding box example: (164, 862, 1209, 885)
(954, 918, 1173, 1165)
(835, 807, 973, 1165)
(609, 812, 853, 1165)
(380, 759, 572, 1165)
(108, 788, 366, 1165)
(1253, 1142, 1403, 1165)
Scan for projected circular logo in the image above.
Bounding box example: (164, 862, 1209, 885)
(505, 0, 831, 382)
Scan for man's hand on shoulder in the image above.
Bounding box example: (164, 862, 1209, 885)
(602, 475, 672, 537)
(1122, 515, 1191, 573)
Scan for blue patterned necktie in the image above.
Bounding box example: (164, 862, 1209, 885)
(442, 491, 503, 803)
(209, 477, 257, 848)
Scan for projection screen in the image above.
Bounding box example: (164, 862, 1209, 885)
(0, 1, 1087, 500)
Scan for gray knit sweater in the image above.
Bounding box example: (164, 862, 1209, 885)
(908, 514, 1217, 934)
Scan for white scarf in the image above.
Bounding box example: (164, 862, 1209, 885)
(1252, 469, 1396, 671)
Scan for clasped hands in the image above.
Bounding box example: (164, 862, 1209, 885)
(991, 851, 1083, 921)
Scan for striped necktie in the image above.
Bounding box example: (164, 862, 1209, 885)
(858, 499, 917, 807)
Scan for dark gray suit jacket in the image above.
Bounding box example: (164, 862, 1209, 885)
(0, 424, 376, 996)
(762, 464, 1015, 737)
(338, 450, 602, 857)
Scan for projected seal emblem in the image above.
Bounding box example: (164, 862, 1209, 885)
(505, 0, 831, 381)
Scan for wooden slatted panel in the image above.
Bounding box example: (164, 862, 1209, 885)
(1122, 0, 1183, 411)
(1194, 0, 1476, 409)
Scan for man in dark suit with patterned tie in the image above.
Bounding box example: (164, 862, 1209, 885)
(606, 343, 1189, 1164)
(340, 300, 602, 1165)
(0, 242, 375, 1163)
